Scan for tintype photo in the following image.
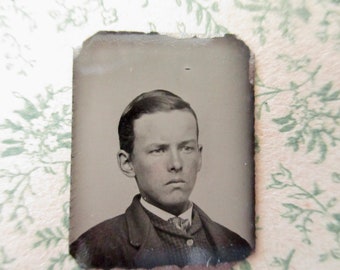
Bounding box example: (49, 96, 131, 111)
(70, 33, 254, 269)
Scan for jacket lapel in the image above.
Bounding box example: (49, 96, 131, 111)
(194, 204, 238, 263)
(125, 195, 169, 268)
(125, 196, 250, 267)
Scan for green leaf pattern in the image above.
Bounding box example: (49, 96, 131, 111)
(0, 0, 339, 269)
(175, 0, 228, 34)
(234, 0, 340, 48)
(49, 0, 118, 31)
(268, 164, 340, 263)
(0, 246, 15, 270)
(256, 54, 340, 163)
(0, 1, 36, 75)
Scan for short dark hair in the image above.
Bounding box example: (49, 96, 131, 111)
(118, 89, 199, 154)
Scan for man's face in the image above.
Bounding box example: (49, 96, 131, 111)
(130, 110, 202, 213)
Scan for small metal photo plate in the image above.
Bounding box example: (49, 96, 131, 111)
(70, 32, 254, 269)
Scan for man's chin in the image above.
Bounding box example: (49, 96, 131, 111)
(160, 198, 191, 214)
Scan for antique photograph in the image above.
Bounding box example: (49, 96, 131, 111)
(70, 33, 254, 269)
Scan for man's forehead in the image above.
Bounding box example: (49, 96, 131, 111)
(135, 110, 196, 125)
(133, 110, 198, 140)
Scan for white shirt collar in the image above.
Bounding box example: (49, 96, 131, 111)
(140, 197, 193, 225)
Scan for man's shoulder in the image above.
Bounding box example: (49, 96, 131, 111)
(194, 204, 247, 239)
(69, 214, 129, 268)
(193, 204, 252, 261)
(74, 213, 127, 241)
(212, 220, 251, 248)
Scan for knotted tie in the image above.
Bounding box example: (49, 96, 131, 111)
(168, 217, 190, 232)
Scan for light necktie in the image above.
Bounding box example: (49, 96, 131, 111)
(168, 217, 190, 232)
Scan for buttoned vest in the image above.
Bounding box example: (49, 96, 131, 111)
(144, 207, 216, 267)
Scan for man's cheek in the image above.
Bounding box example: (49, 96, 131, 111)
(187, 159, 200, 170)
(145, 162, 164, 176)
(154, 164, 165, 175)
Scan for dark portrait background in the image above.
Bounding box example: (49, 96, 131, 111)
(71, 33, 254, 247)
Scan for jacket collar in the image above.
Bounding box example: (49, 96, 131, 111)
(125, 194, 149, 247)
(125, 194, 164, 249)
(126, 194, 230, 248)
(126, 195, 168, 268)
(195, 204, 251, 262)
(125, 194, 250, 264)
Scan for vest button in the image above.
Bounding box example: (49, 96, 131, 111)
(186, 239, 194, 246)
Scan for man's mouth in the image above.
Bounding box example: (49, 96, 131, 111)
(166, 179, 185, 185)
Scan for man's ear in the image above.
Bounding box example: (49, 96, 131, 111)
(117, 150, 135, 178)
(197, 144, 203, 172)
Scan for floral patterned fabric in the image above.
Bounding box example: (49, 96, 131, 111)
(0, 0, 339, 269)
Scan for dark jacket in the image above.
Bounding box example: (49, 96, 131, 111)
(70, 195, 251, 269)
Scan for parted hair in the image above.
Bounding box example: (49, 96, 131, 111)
(118, 89, 199, 154)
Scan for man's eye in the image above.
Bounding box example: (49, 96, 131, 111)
(182, 146, 194, 153)
(150, 148, 165, 154)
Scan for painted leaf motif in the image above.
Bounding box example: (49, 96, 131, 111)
(2, 139, 22, 144)
(58, 132, 71, 139)
(282, 203, 303, 222)
(317, 140, 327, 163)
(295, 7, 311, 22)
(2, 147, 24, 157)
(271, 256, 283, 267)
(186, 0, 193, 13)
(268, 163, 293, 189)
(316, 31, 328, 42)
(327, 198, 337, 208)
(288, 193, 310, 199)
(270, 249, 296, 268)
(177, 22, 186, 33)
(273, 114, 292, 125)
(44, 167, 56, 174)
(196, 7, 203, 25)
(2, 119, 23, 131)
(238, 260, 252, 270)
(234, 0, 265, 11)
(290, 81, 299, 90)
(303, 238, 312, 245)
(296, 223, 312, 234)
(322, 90, 340, 101)
(59, 141, 71, 148)
(279, 122, 296, 132)
(333, 213, 340, 221)
(307, 135, 317, 153)
(205, 13, 212, 33)
(287, 137, 299, 151)
(312, 182, 324, 196)
(331, 249, 340, 259)
(327, 222, 340, 233)
(319, 253, 329, 262)
(215, 25, 228, 34)
(34, 227, 65, 248)
(47, 253, 71, 270)
(211, 2, 219, 12)
(149, 22, 156, 32)
(332, 172, 340, 183)
(14, 97, 40, 121)
(318, 82, 333, 96)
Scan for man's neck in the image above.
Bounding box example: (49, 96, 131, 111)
(140, 197, 193, 224)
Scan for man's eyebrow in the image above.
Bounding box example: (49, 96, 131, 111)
(147, 143, 168, 148)
(146, 140, 196, 148)
(179, 139, 197, 146)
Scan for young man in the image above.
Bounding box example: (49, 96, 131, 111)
(70, 90, 251, 269)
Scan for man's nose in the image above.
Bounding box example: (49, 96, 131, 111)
(167, 149, 183, 172)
